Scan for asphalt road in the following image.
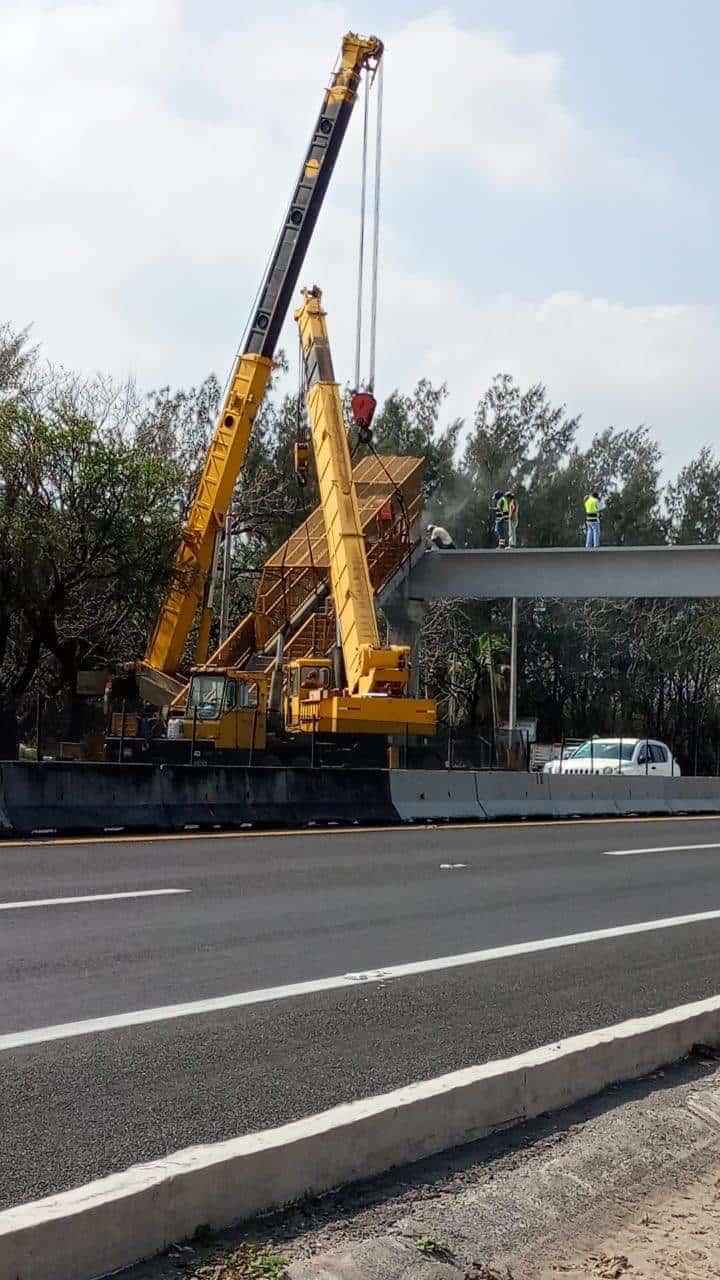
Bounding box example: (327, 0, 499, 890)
(4, 815, 720, 1210)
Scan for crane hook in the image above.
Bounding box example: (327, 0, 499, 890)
(350, 390, 377, 444)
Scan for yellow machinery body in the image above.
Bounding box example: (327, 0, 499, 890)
(293, 287, 436, 736)
(175, 670, 271, 753)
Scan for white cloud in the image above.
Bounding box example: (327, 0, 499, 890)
(368, 271, 720, 475)
(0, 1, 709, 482)
(383, 11, 652, 194)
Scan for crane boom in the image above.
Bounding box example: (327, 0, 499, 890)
(296, 287, 412, 699)
(144, 33, 383, 678)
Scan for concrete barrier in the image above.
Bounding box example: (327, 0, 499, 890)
(473, 770, 552, 819)
(158, 764, 253, 830)
(0, 767, 11, 834)
(550, 775, 653, 817)
(0, 763, 398, 836)
(283, 767, 397, 826)
(666, 777, 720, 814)
(546, 775, 622, 817)
(389, 770, 483, 821)
(2, 763, 720, 839)
(0, 762, 167, 836)
(4, 994, 720, 1280)
(614, 776, 672, 816)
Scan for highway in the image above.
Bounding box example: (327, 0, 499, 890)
(4, 815, 720, 1210)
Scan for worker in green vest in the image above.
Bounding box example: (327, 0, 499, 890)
(493, 490, 510, 548)
(584, 491, 601, 548)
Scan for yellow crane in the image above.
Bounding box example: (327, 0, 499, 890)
(289, 286, 435, 740)
(177, 287, 435, 762)
(108, 288, 436, 765)
(115, 33, 383, 711)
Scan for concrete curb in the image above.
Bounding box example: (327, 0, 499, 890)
(4, 995, 720, 1280)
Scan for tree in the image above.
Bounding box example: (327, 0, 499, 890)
(0, 378, 182, 752)
(666, 446, 720, 545)
(372, 379, 461, 510)
(460, 375, 581, 548)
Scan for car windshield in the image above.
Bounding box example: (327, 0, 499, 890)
(572, 740, 635, 760)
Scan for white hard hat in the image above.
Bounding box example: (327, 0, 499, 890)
(426, 522, 435, 532)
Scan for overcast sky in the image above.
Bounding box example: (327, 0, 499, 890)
(3, 0, 719, 474)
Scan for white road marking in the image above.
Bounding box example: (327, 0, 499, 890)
(0, 889, 189, 912)
(605, 843, 720, 857)
(440, 863, 467, 869)
(3, 907, 720, 1052)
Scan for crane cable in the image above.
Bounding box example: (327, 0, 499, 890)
(368, 57, 383, 393)
(353, 61, 383, 394)
(353, 70, 370, 391)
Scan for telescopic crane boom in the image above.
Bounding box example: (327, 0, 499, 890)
(142, 34, 383, 687)
(296, 287, 406, 695)
(293, 286, 436, 739)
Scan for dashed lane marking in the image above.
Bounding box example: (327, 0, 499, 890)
(605, 842, 720, 857)
(0, 889, 190, 911)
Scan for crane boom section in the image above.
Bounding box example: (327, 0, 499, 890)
(145, 33, 383, 676)
(296, 288, 410, 698)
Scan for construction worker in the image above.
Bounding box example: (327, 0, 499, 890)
(427, 523, 456, 550)
(493, 490, 509, 548)
(584, 491, 601, 549)
(506, 492, 519, 547)
(140, 703, 160, 739)
(167, 713, 184, 740)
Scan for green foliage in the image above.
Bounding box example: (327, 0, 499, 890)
(667, 445, 720, 545)
(373, 378, 461, 509)
(0, 329, 185, 750)
(189, 1241, 288, 1280)
(415, 1237, 454, 1260)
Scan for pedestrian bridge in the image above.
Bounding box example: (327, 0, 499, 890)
(389, 544, 720, 601)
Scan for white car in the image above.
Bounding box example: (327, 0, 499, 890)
(543, 737, 680, 776)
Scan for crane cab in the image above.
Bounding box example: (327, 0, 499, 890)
(182, 668, 269, 756)
(284, 658, 334, 733)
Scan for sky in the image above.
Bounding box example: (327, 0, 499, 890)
(2, 0, 719, 476)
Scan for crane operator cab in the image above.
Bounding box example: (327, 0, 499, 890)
(182, 668, 269, 757)
(284, 658, 333, 732)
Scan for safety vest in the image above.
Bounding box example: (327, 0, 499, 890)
(584, 495, 599, 521)
(495, 495, 510, 519)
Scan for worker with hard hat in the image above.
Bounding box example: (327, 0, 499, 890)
(493, 490, 510, 548)
(427, 523, 456, 550)
(506, 491, 519, 547)
(584, 491, 601, 549)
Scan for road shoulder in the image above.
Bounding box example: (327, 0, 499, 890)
(120, 1050, 720, 1280)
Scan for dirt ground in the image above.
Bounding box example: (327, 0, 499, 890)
(532, 1163, 720, 1278)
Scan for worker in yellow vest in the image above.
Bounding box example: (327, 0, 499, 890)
(506, 491, 519, 547)
(584, 491, 601, 548)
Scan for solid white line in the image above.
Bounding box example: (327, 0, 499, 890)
(0, 889, 190, 912)
(3, 907, 720, 1052)
(605, 843, 720, 857)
